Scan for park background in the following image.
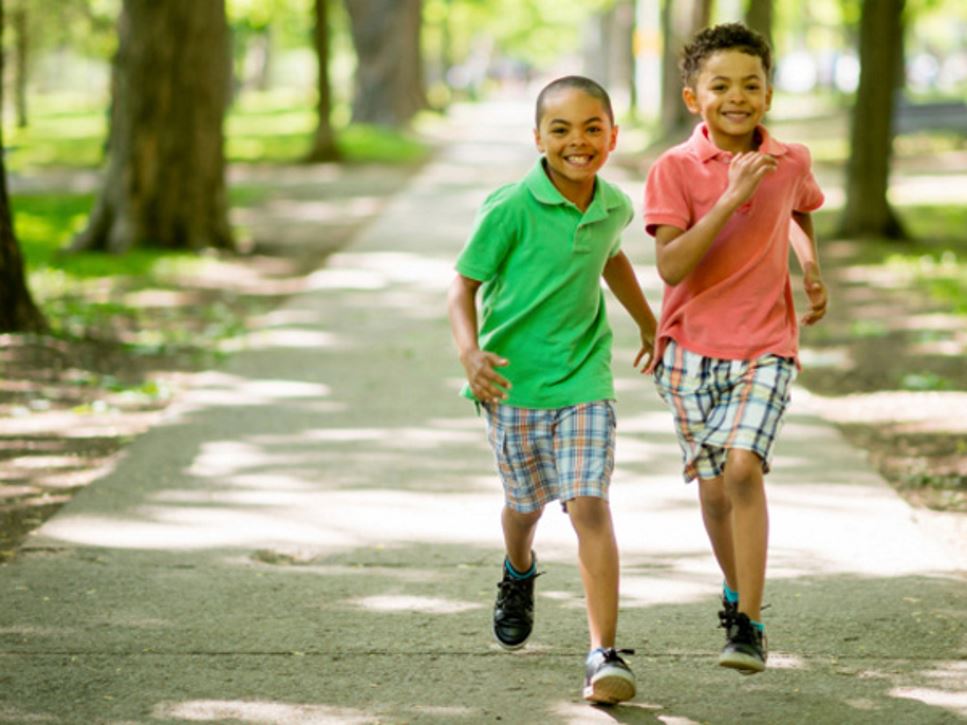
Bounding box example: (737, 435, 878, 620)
(0, 1, 964, 564)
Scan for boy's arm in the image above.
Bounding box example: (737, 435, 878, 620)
(446, 273, 511, 402)
(602, 251, 658, 372)
(791, 211, 827, 326)
(656, 152, 777, 285)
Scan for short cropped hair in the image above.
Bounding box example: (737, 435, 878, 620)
(680, 23, 772, 87)
(535, 76, 615, 127)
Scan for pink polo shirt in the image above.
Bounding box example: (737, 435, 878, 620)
(643, 123, 824, 368)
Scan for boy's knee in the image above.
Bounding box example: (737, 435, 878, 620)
(725, 449, 765, 495)
(565, 496, 612, 531)
(504, 505, 544, 527)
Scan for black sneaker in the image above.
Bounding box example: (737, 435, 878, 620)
(583, 647, 636, 705)
(719, 612, 767, 674)
(492, 555, 539, 650)
(718, 595, 738, 635)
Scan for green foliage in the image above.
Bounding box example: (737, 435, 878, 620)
(7, 92, 428, 169)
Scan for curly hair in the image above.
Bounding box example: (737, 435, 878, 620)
(680, 23, 772, 87)
(535, 76, 614, 128)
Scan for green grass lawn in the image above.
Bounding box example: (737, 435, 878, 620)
(6, 91, 428, 172)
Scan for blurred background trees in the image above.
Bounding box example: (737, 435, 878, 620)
(1, 0, 966, 331)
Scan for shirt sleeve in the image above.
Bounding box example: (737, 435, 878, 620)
(455, 188, 516, 282)
(608, 188, 635, 258)
(643, 155, 690, 237)
(791, 144, 824, 213)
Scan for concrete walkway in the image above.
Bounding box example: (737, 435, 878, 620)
(1, 101, 965, 725)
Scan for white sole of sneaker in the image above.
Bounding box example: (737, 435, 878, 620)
(492, 625, 529, 651)
(718, 652, 766, 674)
(583, 671, 636, 705)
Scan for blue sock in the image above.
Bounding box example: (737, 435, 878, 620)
(751, 619, 765, 633)
(505, 556, 536, 580)
(723, 582, 739, 605)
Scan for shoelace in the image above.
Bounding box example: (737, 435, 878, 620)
(496, 572, 542, 611)
(596, 647, 635, 661)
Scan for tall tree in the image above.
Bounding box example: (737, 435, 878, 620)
(0, 0, 45, 332)
(839, 0, 907, 239)
(659, 0, 711, 142)
(744, 0, 773, 51)
(73, 0, 233, 253)
(10, 0, 27, 128)
(344, 0, 426, 127)
(305, 0, 340, 161)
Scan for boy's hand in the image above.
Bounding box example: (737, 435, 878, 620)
(461, 349, 511, 403)
(632, 326, 657, 373)
(726, 152, 777, 207)
(801, 264, 828, 325)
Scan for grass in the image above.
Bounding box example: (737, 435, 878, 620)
(7, 91, 429, 171)
(813, 203, 967, 315)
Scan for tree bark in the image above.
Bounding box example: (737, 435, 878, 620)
(838, 0, 907, 239)
(0, 0, 46, 332)
(744, 0, 773, 52)
(72, 0, 233, 253)
(660, 0, 710, 143)
(344, 0, 426, 127)
(11, 0, 27, 128)
(306, 0, 340, 161)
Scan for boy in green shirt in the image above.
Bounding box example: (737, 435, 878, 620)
(447, 76, 657, 705)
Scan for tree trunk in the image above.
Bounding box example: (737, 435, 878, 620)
(660, 0, 710, 143)
(744, 0, 773, 51)
(345, 0, 426, 127)
(72, 0, 233, 253)
(838, 0, 907, 240)
(12, 0, 27, 128)
(306, 0, 340, 161)
(0, 0, 45, 332)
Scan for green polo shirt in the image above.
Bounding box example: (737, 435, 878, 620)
(456, 158, 633, 409)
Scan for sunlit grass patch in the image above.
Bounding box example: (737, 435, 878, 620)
(7, 91, 429, 169)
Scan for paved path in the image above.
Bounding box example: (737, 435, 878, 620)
(1, 102, 965, 724)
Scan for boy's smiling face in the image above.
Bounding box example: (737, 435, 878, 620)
(683, 49, 772, 153)
(534, 88, 617, 205)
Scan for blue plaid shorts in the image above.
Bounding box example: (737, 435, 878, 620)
(653, 340, 796, 483)
(482, 401, 616, 513)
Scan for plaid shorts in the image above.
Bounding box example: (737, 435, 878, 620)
(482, 401, 616, 513)
(653, 340, 796, 483)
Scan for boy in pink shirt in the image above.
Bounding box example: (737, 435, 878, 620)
(643, 23, 827, 674)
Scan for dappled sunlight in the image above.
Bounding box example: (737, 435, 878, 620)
(550, 699, 672, 723)
(307, 251, 453, 293)
(225, 327, 349, 352)
(890, 686, 967, 717)
(899, 661, 967, 707)
(352, 594, 482, 614)
(620, 574, 711, 607)
(153, 700, 373, 724)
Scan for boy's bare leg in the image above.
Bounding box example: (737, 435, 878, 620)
(723, 449, 769, 622)
(566, 496, 619, 649)
(697, 475, 738, 591)
(501, 505, 542, 573)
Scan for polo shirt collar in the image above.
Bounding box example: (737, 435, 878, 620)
(524, 158, 622, 220)
(688, 122, 787, 162)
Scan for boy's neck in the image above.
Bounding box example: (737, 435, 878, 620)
(707, 125, 763, 154)
(541, 159, 596, 212)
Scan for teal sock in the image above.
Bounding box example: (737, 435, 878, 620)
(505, 557, 536, 580)
(723, 583, 739, 605)
(751, 619, 765, 633)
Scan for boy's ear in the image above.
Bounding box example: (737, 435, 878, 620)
(609, 124, 619, 151)
(682, 86, 700, 115)
(533, 127, 545, 153)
